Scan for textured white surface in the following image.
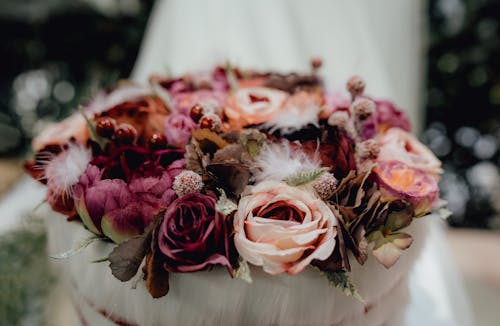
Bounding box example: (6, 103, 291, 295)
(43, 202, 425, 325)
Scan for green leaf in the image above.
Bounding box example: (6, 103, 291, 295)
(246, 140, 260, 158)
(321, 269, 364, 303)
(435, 207, 452, 219)
(284, 167, 329, 187)
(215, 188, 238, 216)
(234, 258, 252, 283)
(49, 235, 101, 259)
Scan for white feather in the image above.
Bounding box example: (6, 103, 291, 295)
(45, 143, 91, 196)
(251, 141, 321, 183)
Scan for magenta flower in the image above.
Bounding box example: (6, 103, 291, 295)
(374, 99, 411, 133)
(157, 193, 233, 273)
(74, 161, 185, 243)
(163, 113, 197, 148)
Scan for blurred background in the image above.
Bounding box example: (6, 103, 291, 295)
(0, 0, 498, 324)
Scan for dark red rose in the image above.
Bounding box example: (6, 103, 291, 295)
(158, 193, 233, 273)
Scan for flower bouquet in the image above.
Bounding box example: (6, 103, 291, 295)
(26, 61, 444, 325)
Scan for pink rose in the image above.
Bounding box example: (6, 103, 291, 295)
(374, 161, 439, 216)
(224, 87, 288, 129)
(163, 113, 197, 148)
(234, 180, 337, 275)
(158, 193, 233, 273)
(377, 127, 442, 175)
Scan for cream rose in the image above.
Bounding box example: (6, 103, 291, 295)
(234, 180, 337, 275)
(377, 127, 442, 175)
(224, 87, 287, 129)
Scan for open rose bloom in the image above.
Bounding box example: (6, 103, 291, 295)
(25, 64, 444, 301)
(234, 180, 337, 275)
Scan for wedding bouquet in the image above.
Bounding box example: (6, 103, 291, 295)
(26, 62, 443, 300)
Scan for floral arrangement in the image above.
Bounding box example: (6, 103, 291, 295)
(25, 61, 444, 299)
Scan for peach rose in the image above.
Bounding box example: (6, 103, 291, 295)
(32, 114, 89, 151)
(224, 87, 287, 129)
(234, 180, 337, 275)
(374, 161, 439, 216)
(377, 127, 442, 175)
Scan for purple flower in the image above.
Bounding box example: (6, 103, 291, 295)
(129, 159, 185, 208)
(74, 161, 185, 243)
(163, 113, 197, 148)
(157, 193, 233, 273)
(374, 99, 411, 132)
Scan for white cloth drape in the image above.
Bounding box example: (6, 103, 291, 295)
(131, 1, 474, 325)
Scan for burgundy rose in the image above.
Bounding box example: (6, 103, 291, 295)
(163, 113, 197, 148)
(157, 193, 233, 273)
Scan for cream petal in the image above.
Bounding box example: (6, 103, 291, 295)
(287, 231, 337, 275)
(274, 229, 326, 249)
(372, 242, 403, 269)
(259, 246, 309, 264)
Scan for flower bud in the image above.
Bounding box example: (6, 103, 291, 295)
(346, 76, 366, 98)
(313, 172, 338, 200)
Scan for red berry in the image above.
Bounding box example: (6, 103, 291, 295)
(148, 133, 167, 149)
(95, 117, 116, 138)
(199, 114, 221, 132)
(114, 123, 137, 145)
(190, 104, 204, 122)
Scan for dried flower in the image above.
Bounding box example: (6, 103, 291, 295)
(346, 76, 366, 98)
(313, 172, 338, 200)
(172, 170, 204, 196)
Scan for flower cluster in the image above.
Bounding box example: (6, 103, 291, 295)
(26, 63, 442, 298)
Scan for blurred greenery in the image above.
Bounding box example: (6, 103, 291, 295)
(0, 0, 154, 155)
(0, 221, 52, 325)
(425, 0, 500, 228)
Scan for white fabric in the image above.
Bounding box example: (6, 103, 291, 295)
(131, 0, 474, 325)
(133, 0, 425, 132)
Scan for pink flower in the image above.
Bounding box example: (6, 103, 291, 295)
(374, 99, 411, 133)
(74, 161, 184, 243)
(163, 113, 197, 148)
(319, 92, 350, 120)
(224, 87, 288, 129)
(374, 161, 439, 216)
(157, 193, 233, 273)
(377, 127, 442, 175)
(234, 180, 337, 275)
